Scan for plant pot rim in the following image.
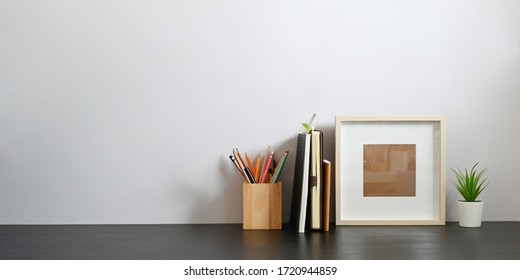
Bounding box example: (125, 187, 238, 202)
(457, 200, 483, 203)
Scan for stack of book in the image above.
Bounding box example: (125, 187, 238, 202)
(290, 130, 332, 233)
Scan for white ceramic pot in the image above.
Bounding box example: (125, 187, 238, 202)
(457, 200, 484, 227)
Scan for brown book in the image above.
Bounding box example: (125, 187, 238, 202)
(322, 159, 331, 232)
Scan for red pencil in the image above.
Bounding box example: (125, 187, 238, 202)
(260, 151, 274, 183)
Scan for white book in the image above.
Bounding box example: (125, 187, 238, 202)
(310, 130, 322, 230)
(299, 133, 311, 233)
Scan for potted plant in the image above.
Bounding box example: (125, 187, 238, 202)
(450, 162, 489, 227)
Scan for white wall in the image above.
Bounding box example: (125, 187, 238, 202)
(1, 0, 519, 224)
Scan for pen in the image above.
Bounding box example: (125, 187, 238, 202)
(244, 166, 256, 184)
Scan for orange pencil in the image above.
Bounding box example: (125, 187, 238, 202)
(254, 155, 262, 182)
(245, 153, 255, 176)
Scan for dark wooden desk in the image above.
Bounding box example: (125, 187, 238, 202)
(1, 222, 519, 260)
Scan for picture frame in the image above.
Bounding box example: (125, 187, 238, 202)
(335, 116, 446, 225)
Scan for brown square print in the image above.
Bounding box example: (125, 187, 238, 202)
(363, 144, 416, 197)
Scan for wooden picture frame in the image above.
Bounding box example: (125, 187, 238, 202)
(335, 116, 446, 225)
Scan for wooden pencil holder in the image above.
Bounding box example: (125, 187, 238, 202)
(242, 182, 282, 230)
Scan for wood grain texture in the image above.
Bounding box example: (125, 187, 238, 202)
(269, 183, 282, 229)
(363, 144, 416, 197)
(243, 183, 281, 230)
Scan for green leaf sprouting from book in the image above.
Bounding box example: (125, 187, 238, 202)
(302, 113, 317, 133)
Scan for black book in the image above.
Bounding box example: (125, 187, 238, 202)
(289, 133, 311, 233)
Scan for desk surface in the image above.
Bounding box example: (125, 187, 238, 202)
(1, 222, 519, 260)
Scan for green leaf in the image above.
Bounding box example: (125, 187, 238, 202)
(302, 123, 312, 133)
(450, 162, 488, 202)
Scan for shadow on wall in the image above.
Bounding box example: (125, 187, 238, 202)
(183, 123, 338, 225)
(227, 123, 337, 225)
(174, 180, 222, 223)
(174, 157, 243, 224)
(215, 136, 299, 224)
(218, 156, 246, 223)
